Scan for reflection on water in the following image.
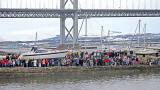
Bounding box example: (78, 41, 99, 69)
(0, 70, 160, 90)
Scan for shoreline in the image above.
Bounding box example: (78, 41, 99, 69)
(0, 65, 160, 73)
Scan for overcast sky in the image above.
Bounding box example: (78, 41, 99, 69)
(0, 0, 160, 41)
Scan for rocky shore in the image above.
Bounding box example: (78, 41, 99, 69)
(0, 65, 160, 73)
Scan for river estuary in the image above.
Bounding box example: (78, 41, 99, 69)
(0, 68, 160, 90)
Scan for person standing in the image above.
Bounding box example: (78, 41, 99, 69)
(76, 58, 79, 66)
(12, 59, 16, 67)
(42, 59, 45, 67)
(136, 57, 139, 65)
(37, 59, 41, 67)
(90, 59, 93, 67)
(138, 57, 140, 65)
(45, 59, 49, 67)
(154, 57, 157, 65)
(149, 57, 152, 66)
(8, 59, 12, 67)
(58, 59, 61, 67)
(94, 57, 97, 66)
(49, 59, 54, 66)
(1, 59, 4, 67)
(4, 59, 7, 67)
(158, 57, 160, 65)
(79, 58, 83, 66)
(51, 59, 55, 66)
(129, 57, 132, 65)
(33, 59, 37, 67)
(132, 57, 135, 65)
(25, 59, 29, 67)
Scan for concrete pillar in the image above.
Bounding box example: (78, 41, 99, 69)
(60, 0, 65, 44)
(73, 0, 78, 9)
(60, 17, 65, 44)
(73, 13, 78, 46)
(73, 0, 78, 47)
(60, 0, 65, 9)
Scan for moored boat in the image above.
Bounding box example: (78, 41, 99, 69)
(18, 47, 68, 60)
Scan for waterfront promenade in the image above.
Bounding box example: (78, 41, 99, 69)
(0, 65, 160, 73)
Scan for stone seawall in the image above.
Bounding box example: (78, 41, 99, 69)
(0, 65, 160, 73)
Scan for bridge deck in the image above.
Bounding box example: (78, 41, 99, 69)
(0, 9, 160, 18)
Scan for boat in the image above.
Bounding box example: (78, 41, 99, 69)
(135, 48, 158, 56)
(18, 47, 68, 60)
(0, 56, 6, 59)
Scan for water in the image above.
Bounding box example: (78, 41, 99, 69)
(0, 70, 160, 90)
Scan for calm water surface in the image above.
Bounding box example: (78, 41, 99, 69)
(0, 70, 160, 90)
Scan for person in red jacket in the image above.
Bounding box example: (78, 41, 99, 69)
(58, 59, 61, 67)
(1, 60, 4, 67)
(45, 59, 49, 67)
(129, 58, 132, 65)
(104, 56, 109, 66)
(16, 56, 19, 59)
(106, 52, 110, 56)
(138, 58, 140, 65)
(4, 59, 7, 67)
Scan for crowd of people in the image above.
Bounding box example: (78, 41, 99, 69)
(1, 50, 160, 67)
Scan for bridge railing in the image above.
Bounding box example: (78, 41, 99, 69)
(0, 0, 159, 10)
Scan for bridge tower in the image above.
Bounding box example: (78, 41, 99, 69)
(60, 0, 78, 48)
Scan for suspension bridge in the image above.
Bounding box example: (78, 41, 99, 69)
(0, 0, 160, 47)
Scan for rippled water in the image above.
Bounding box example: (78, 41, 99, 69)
(0, 70, 160, 90)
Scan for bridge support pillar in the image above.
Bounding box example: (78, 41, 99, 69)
(73, 0, 78, 48)
(60, 17, 65, 45)
(73, 13, 78, 48)
(60, 0, 79, 48)
(60, 0, 65, 45)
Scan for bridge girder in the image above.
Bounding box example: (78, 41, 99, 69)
(0, 9, 160, 18)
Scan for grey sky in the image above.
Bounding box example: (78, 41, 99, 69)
(0, 0, 160, 41)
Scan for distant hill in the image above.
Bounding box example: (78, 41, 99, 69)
(114, 33, 160, 38)
(0, 33, 160, 49)
(40, 33, 160, 42)
(39, 35, 60, 42)
(45, 35, 60, 41)
(41, 35, 72, 41)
